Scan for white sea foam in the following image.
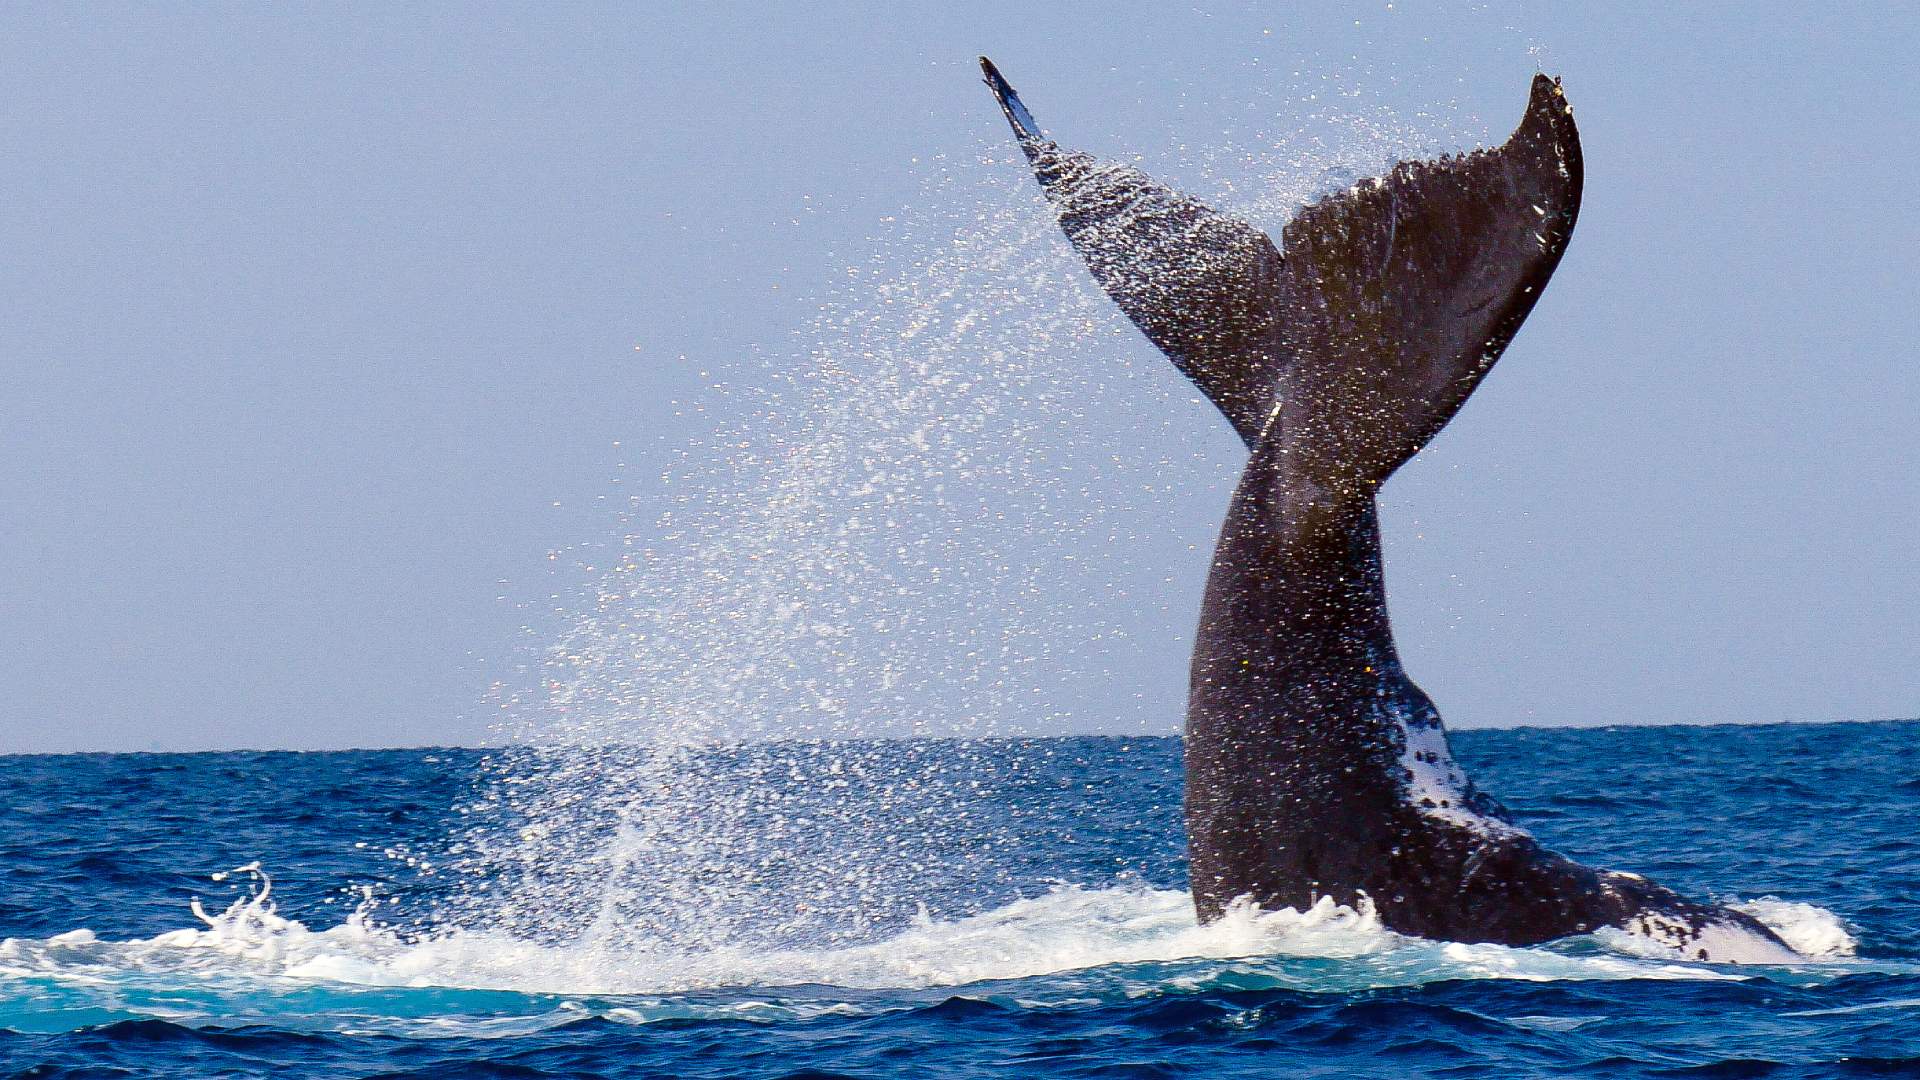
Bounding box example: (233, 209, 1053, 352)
(0, 866, 1856, 1013)
(1733, 897, 1858, 959)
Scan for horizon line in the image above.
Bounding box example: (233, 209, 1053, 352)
(3, 713, 1914, 761)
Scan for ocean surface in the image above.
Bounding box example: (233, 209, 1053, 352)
(2, 719, 1916, 1079)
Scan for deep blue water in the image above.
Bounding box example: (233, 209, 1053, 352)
(2, 720, 1918, 1078)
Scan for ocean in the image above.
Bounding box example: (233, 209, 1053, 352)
(1, 719, 1915, 1078)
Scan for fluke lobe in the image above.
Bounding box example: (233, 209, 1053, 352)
(981, 57, 1801, 963)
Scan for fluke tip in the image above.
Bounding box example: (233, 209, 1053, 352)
(978, 55, 1041, 142)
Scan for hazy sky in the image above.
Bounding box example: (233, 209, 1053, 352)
(3, 3, 1915, 753)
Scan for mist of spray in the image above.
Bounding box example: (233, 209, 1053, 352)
(443, 87, 1472, 954)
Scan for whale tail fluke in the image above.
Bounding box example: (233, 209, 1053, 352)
(1268, 73, 1582, 491)
(979, 57, 1043, 147)
(979, 56, 1287, 447)
(981, 61, 1582, 484)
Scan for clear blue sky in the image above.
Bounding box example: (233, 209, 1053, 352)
(2, 3, 1914, 753)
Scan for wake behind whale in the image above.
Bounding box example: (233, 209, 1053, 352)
(981, 57, 1805, 964)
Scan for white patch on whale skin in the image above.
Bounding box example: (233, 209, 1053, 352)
(1369, 663, 1524, 840)
(1394, 718, 1511, 832)
(1601, 908, 1805, 966)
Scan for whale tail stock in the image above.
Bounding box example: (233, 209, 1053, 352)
(982, 59, 1803, 962)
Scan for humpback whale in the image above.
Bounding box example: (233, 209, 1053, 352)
(981, 58, 1803, 963)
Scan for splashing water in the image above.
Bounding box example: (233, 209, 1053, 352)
(437, 99, 1495, 960)
(1, 863, 1850, 1015)
(422, 71, 1845, 969)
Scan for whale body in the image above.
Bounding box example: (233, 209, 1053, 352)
(980, 57, 1801, 963)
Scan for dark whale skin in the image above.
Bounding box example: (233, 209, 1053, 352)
(981, 58, 1797, 960)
